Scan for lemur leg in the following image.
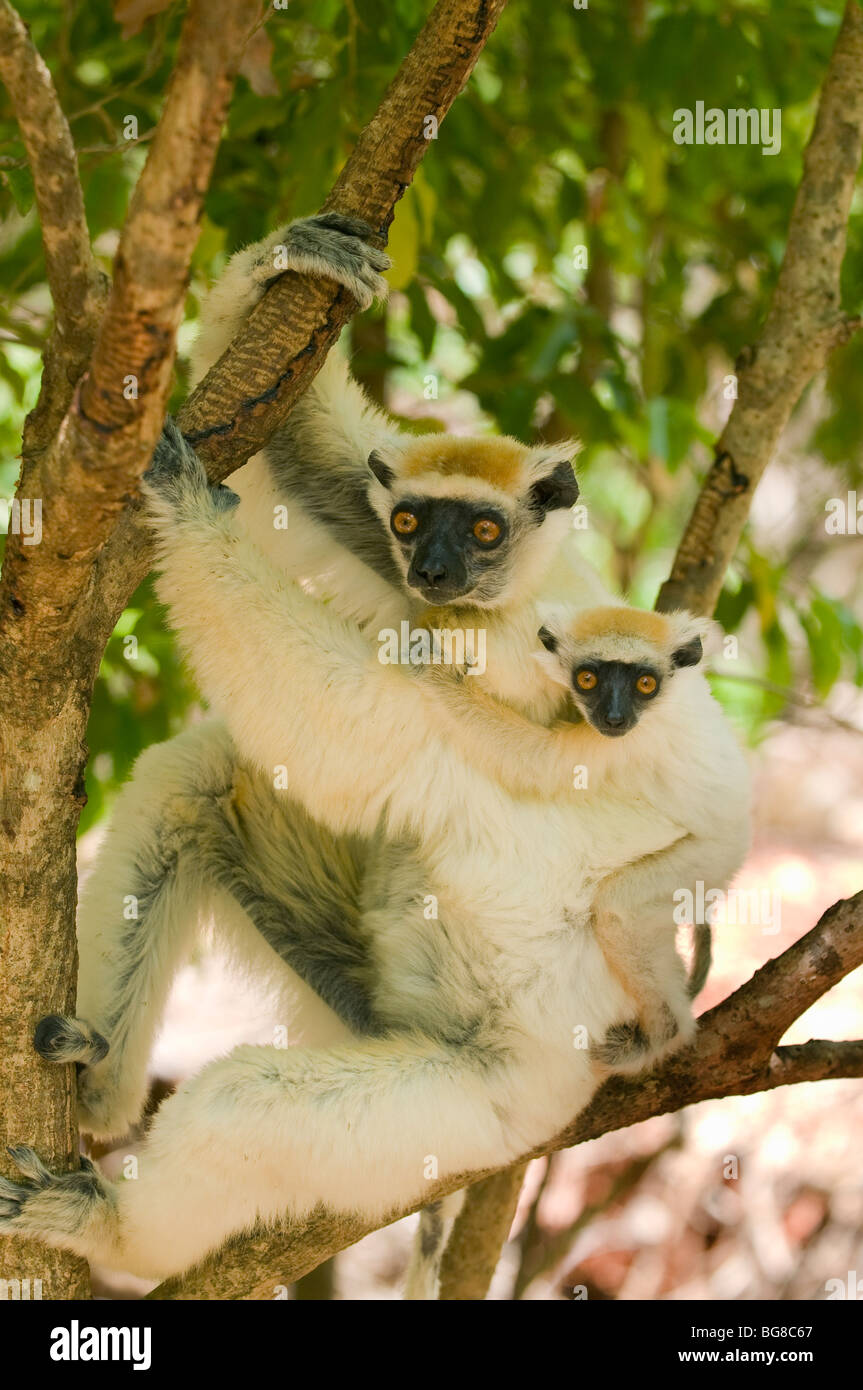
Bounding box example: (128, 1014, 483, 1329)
(590, 829, 738, 1072)
(36, 722, 374, 1140)
(590, 908, 692, 1074)
(0, 1038, 520, 1281)
(403, 1191, 466, 1300)
(39, 723, 240, 1141)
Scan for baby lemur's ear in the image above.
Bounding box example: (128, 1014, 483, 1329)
(533, 604, 573, 687)
(535, 601, 571, 651)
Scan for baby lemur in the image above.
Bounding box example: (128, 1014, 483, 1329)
(424, 602, 750, 1069)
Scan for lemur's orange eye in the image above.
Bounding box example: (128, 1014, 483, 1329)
(636, 674, 657, 695)
(473, 518, 501, 544)
(393, 510, 419, 535)
(576, 669, 597, 691)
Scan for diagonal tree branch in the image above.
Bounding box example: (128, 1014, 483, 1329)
(657, 0, 863, 617)
(0, 0, 109, 448)
(147, 891, 863, 1299)
(560, 890, 863, 1148)
(179, 0, 509, 468)
(82, 0, 509, 656)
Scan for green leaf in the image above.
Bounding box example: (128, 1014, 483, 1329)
(1, 166, 34, 215)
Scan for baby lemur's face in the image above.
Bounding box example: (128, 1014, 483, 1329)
(366, 436, 579, 608)
(537, 605, 705, 738)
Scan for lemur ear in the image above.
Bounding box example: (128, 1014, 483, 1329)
(538, 626, 559, 653)
(368, 450, 396, 489)
(672, 634, 703, 668)
(529, 459, 580, 514)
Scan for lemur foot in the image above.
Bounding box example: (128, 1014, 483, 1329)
(33, 1015, 139, 1138)
(254, 212, 391, 310)
(143, 418, 238, 512)
(592, 1001, 695, 1075)
(0, 1146, 115, 1245)
(34, 1014, 109, 1066)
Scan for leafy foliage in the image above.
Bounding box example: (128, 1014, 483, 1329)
(1, 0, 861, 825)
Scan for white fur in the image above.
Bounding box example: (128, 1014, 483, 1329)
(7, 460, 746, 1282)
(0, 223, 749, 1292)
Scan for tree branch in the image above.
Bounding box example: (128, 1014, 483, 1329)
(0, 0, 109, 447)
(438, 1163, 528, 1300)
(81, 0, 509, 657)
(560, 890, 863, 1149)
(147, 891, 863, 1299)
(0, 0, 258, 685)
(657, 0, 863, 616)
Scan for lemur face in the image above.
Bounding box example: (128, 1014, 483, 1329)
(562, 654, 662, 736)
(387, 494, 509, 603)
(367, 438, 579, 608)
(536, 606, 705, 738)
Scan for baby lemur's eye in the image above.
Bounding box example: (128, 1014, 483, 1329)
(473, 518, 501, 544)
(392, 510, 419, 536)
(575, 669, 597, 691)
(636, 674, 657, 695)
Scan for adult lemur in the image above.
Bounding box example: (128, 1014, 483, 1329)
(29, 212, 615, 1132)
(0, 217, 748, 1285)
(0, 414, 749, 1279)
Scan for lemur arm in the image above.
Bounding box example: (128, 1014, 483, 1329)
(191, 213, 405, 591)
(189, 212, 391, 384)
(144, 422, 452, 841)
(590, 808, 750, 1070)
(421, 665, 618, 798)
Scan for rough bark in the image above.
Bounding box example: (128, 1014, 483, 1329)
(147, 891, 863, 1299)
(81, 0, 509, 658)
(0, 0, 259, 670)
(0, 1, 109, 449)
(0, 0, 258, 1300)
(438, 1163, 528, 1300)
(657, 0, 863, 616)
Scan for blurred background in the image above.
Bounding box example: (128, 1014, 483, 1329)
(2, 0, 862, 1298)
